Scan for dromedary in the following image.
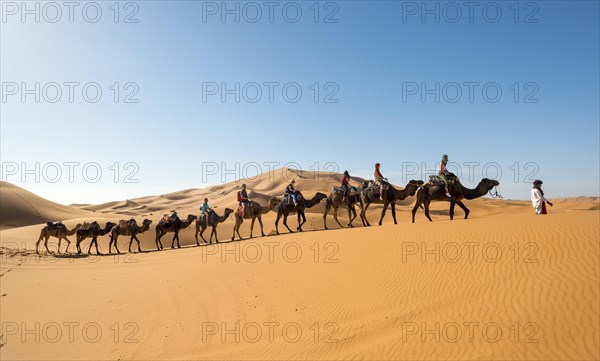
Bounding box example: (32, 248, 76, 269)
(109, 219, 153, 253)
(323, 184, 367, 229)
(35, 222, 82, 254)
(275, 192, 327, 234)
(195, 208, 234, 244)
(76, 221, 117, 255)
(361, 180, 424, 226)
(155, 214, 197, 250)
(232, 199, 279, 240)
(412, 177, 500, 222)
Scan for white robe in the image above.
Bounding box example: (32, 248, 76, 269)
(530, 188, 549, 214)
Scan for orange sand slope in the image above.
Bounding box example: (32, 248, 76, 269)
(0, 170, 598, 360)
(0, 182, 97, 230)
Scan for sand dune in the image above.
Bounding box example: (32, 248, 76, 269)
(0, 170, 598, 360)
(0, 182, 96, 230)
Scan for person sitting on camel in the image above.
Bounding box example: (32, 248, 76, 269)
(199, 198, 212, 223)
(285, 179, 298, 206)
(439, 154, 452, 198)
(373, 163, 388, 201)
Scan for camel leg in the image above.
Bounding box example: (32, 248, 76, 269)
(362, 202, 372, 227)
(323, 202, 331, 230)
(44, 235, 51, 254)
(449, 200, 456, 220)
(250, 217, 257, 238)
(424, 199, 433, 222)
(109, 235, 115, 254)
(210, 227, 219, 243)
(258, 216, 265, 237)
(236, 224, 243, 240)
(412, 190, 425, 223)
(379, 202, 389, 226)
(348, 205, 356, 228)
(200, 226, 208, 244)
(114, 235, 122, 254)
(412, 201, 421, 223)
(56, 237, 63, 254)
(391, 203, 397, 225)
(95, 237, 101, 254)
(76, 236, 82, 254)
(297, 212, 306, 232)
(195, 224, 201, 246)
(132, 234, 142, 252)
(275, 211, 282, 235)
(35, 230, 45, 254)
(456, 200, 470, 219)
(155, 231, 163, 251)
(130, 235, 138, 252)
(356, 199, 366, 227)
(283, 213, 293, 233)
(176, 232, 181, 248)
(333, 206, 344, 228)
(131, 235, 138, 253)
(88, 237, 100, 254)
(63, 237, 71, 254)
(238, 218, 245, 240)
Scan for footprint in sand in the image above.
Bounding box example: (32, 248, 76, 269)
(1, 294, 6, 297)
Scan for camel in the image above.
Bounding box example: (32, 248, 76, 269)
(195, 208, 234, 244)
(232, 199, 279, 240)
(35, 222, 82, 254)
(412, 178, 500, 222)
(361, 180, 424, 226)
(155, 214, 197, 250)
(76, 221, 117, 255)
(109, 219, 153, 253)
(275, 192, 327, 234)
(323, 184, 367, 229)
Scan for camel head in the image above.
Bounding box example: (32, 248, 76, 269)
(314, 192, 328, 201)
(186, 214, 198, 223)
(224, 208, 234, 218)
(408, 179, 425, 187)
(142, 219, 153, 227)
(480, 178, 500, 191)
(405, 180, 425, 195)
(106, 222, 117, 230)
(269, 197, 281, 210)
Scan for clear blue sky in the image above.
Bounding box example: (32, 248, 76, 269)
(1, 0, 598, 204)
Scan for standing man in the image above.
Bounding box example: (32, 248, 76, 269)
(531, 180, 553, 215)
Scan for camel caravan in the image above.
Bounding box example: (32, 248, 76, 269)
(35, 157, 501, 255)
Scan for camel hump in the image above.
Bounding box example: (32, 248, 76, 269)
(428, 175, 445, 185)
(332, 186, 360, 196)
(46, 221, 63, 230)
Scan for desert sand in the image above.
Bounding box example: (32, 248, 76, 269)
(1, 169, 598, 360)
